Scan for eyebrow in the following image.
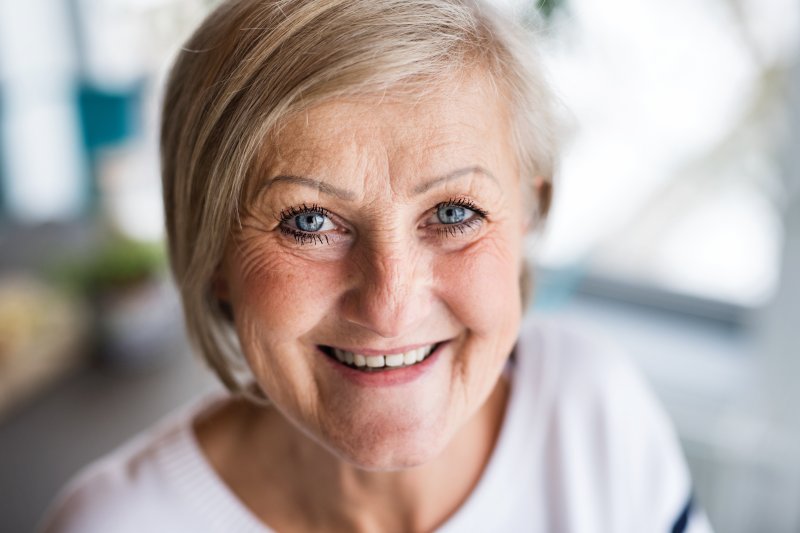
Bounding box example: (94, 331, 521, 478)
(261, 165, 498, 200)
(411, 165, 499, 195)
(260, 175, 357, 201)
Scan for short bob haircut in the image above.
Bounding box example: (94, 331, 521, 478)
(161, 0, 558, 394)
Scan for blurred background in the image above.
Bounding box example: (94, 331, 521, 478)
(0, 0, 797, 531)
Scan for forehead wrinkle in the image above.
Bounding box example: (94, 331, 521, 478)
(262, 130, 375, 201)
(262, 86, 512, 206)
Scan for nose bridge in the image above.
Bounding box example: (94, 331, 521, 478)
(344, 235, 429, 338)
(371, 246, 412, 307)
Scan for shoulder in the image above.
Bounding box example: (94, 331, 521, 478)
(39, 397, 219, 533)
(515, 318, 706, 531)
(518, 317, 668, 423)
(526, 318, 688, 481)
(517, 317, 654, 418)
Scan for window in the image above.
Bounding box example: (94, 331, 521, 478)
(521, 0, 798, 313)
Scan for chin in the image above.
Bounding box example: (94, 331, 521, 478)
(322, 415, 455, 472)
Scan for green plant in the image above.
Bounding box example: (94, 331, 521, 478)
(51, 237, 166, 295)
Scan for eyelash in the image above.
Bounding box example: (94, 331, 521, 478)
(277, 203, 334, 245)
(434, 197, 489, 239)
(277, 198, 489, 246)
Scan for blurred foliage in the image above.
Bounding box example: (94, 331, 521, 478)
(50, 237, 166, 295)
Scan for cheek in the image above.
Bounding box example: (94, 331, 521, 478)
(228, 244, 344, 341)
(434, 231, 523, 335)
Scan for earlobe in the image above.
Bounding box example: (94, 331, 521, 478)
(212, 268, 235, 321)
(521, 176, 545, 232)
(523, 176, 548, 232)
(212, 268, 230, 301)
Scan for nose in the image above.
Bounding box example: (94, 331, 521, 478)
(340, 240, 432, 339)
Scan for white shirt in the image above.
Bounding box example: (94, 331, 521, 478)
(40, 319, 713, 532)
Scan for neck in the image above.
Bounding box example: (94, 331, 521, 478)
(196, 376, 510, 532)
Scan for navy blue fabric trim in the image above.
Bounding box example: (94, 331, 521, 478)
(671, 493, 694, 533)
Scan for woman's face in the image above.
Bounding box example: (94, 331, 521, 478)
(220, 74, 529, 470)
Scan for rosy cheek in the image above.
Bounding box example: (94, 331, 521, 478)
(230, 246, 344, 339)
(433, 235, 522, 336)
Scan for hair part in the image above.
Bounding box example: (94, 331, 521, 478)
(161, 0, 559, 394)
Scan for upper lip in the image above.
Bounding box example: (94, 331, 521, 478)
(319, 341, 444, 356)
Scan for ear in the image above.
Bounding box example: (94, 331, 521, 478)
(212, 266, 235, 322)
(523, 176, 547, 232)
(212, 267, 230, 302)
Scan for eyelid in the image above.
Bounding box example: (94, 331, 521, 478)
(277, 203, 347, 246)
(278, 203, 330, 222)
(433, 197, 489, 218)
(276, 198, 488, 247)
(424, 197, 489, 228)
(423, 197, 489, 242)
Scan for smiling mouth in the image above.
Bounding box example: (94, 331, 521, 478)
(319, 343, 441, 372)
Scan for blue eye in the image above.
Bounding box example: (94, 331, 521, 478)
(295, 212, 325, 232)
(437, 205, 468, 224)
(429, 199, 489, 240)
(279, 204, 338, 245)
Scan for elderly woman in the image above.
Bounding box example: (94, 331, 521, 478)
(43, 1, 711, 532)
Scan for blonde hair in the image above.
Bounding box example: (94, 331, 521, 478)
(161, 0, 558, 394)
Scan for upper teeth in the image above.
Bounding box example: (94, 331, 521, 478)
(333, 345, 435, 369)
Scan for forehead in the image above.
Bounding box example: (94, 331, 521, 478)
(260, 75, 517, 197)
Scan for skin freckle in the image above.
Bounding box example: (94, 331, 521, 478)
(219, 72, 524, 483)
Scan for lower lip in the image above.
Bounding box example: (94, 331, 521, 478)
(318, 342, 447, 387)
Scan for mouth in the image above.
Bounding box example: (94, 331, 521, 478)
(318, 342, 442, 372)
